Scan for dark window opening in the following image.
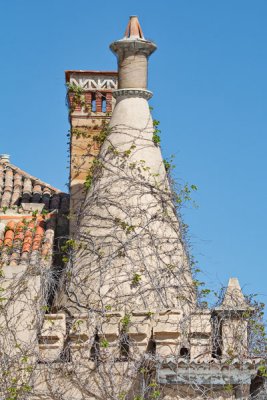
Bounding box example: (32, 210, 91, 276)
(147, 338, 156, 355)
(180, 347, 190, 358)
(60, 342, 71, 362)
(90, 333, 100, 361)
(102, 96, 106, 112)
(91, 93, 96, 112)
(250, 374, 266, 398)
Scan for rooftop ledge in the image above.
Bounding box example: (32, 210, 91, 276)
(157, 358, 260, 386)
(65, 70, 118, 82)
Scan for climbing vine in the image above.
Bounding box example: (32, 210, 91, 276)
(0, 103, 266, 400)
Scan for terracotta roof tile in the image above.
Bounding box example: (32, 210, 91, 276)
(4, 222, 15, 247)
(0, 216, 56, 267)
(0, 161, 69, 212)
(22, 220, 35, 253)
(32, 221, 45, 251)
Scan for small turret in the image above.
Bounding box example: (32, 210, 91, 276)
(215, 277, 252, 360)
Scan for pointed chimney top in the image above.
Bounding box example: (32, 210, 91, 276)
(124, 16, 144, 40)
(221, 277, 248, 310)
(110, 16, 156, 90)
(110, 15, 156, 58)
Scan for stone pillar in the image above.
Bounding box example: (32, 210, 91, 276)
(154, 310, 181, 358)
(69, 313, 94, 361)
(189, 309, 212, 362)
(39, 314, 66, 362)
(128, 311, 152, 355)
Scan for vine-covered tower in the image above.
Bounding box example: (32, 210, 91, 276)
(56, 15, 196, 315)
(0, 15, 265, 400)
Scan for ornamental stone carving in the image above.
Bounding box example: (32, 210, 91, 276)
(113, 88, 153, 99)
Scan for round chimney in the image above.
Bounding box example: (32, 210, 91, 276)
(0, 154, 10, 163)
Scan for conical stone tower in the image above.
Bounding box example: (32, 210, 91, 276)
(56, 16, 196, 315)
(1, 16, 263, 400)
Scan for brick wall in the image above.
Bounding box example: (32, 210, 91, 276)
(66, 71, 118, 235)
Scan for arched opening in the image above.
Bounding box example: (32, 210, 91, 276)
(102, 95, 106, 112)
(91, 93, 96, 112)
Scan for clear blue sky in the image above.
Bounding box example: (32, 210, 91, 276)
(0, 1, 266, 305)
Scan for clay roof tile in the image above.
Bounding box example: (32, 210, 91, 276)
(22, 220, 35, 253)
(0, 161, 69, 211)
(4, 222, 15, 247)
(0, 216, 56, 267)
(32, 220, 45, 251)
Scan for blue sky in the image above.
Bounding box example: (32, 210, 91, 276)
(0, 1, 266, 305)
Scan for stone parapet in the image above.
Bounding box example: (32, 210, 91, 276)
(38, 304, 252, 367)
(37, 309, 226, 364)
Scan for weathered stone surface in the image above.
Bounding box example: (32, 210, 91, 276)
(39, 314, 66, 362)
(221, 318, 248, 359)
(190, 310, 211, 335)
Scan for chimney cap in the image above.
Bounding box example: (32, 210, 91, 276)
(124, 15, 145, 40)
(0, 154, 10, 163)
(110, 16, 157, 57)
